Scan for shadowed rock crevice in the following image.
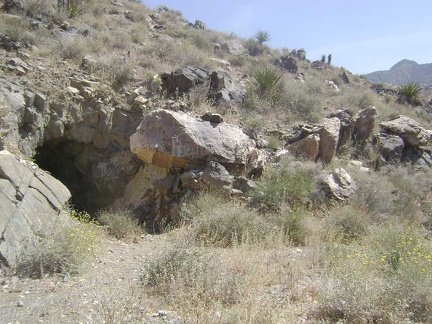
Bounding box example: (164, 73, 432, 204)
(34, 141, 103, 213)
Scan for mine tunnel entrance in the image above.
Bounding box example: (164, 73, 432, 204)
(34, 140, 109, 214)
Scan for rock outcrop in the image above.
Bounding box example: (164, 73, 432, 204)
(353, 107, 377, 142)
(380, 115, 431, 147)
(0, 150, 71, 266)
(160, 67, 245, 105)
(161, 66, 210, 93)
(130, 109, 255, 169)
(371, 115, 432, 168)
(318, 118, 340, 163)
(221, 39, 246, 55)
(275, 56, 298, 73)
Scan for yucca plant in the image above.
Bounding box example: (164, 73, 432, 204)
(399, 83, 422, 106)
(244, 37, 262, 56)
(255, 31, 271, 44)
(253, 67, 284, 104)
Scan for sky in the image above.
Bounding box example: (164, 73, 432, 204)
(141, 0, 432, 75)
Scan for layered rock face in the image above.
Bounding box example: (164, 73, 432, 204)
(0, 150, 71, 266)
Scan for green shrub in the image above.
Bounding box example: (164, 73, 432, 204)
(97, 209, 142, 241)
(274, 208, 311, 246)
(181, 192, 271, 247)
(14, 210, 98, 278)
(250, 158, 321, 211)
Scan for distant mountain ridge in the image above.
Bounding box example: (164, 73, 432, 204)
(365, 59, 432, 85)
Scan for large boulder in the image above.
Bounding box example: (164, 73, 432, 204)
(353, 107, 377, 142)
(287, 134, 320, 161)
(130, 109, 255, 169)
(0, 150, 71, 266)
(380, 115, 431, 147)
(221, 39, 246, 55)
(318, 118, 340, 163)
(321, 168, 357, 201)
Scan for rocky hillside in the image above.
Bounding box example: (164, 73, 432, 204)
(1, 1, 432, 322)
(366, 59, 432, 85)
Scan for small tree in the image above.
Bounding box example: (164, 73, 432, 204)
(327, 54, 332, 65)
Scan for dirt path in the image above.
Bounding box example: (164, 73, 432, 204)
(0, 233, 180, 324)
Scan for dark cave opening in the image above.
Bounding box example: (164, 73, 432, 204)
(34, 140, 109, 215)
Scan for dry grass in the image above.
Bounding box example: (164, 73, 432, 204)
(2, 1, 432, 323)
(14, 210, 98, 278)
(97, 208, 142, 241)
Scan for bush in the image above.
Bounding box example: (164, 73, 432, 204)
(23, 0, 50, 17)
(58, 0, 94, 18)
(322, 205, 371, 243)
(312, 222, 432, 322)
(188, 30, 214, 52)
(142, 246, 243, 306)
(279, 79, 323, 123)
(250, 158, 321, 211)
(181, 192, 271, 247)
(58, 35, 88, 61)
(111, 62, 134, 90)
(273, 208, 312, 246)
(14, 210, 98, 278)
(97, 209, 142, 241)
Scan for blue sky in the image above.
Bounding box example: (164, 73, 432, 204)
(142, 0, 432, 75)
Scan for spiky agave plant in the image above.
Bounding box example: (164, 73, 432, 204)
(399, 83, 422, 105)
